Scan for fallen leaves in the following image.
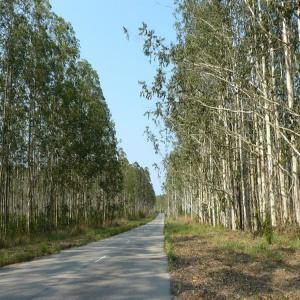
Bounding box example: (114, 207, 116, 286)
(168, 221, 300, 300)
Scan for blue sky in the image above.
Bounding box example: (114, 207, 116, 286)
(49, 0, 176, 194)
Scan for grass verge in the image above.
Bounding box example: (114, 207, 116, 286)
(165, 217, 300, 299)
(0, 216, 155, 268)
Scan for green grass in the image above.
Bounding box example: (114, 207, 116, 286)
(164, 222, 175, 271)
(165, 218, 224, 236)
(220, 239, 284, 262)
(0, 216, 155, 267)
(290, 237, 300, 249)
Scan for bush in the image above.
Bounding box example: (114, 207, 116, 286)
(40, 243, 49, 254)
(0, 239, 7, 249)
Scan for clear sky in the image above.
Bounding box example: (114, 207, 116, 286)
(49, 0, 176, 195)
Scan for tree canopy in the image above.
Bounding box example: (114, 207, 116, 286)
(0, 0, 156, 239)
(140, 0, 300, 231)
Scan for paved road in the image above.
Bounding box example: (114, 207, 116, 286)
(0, 214, 170, 300)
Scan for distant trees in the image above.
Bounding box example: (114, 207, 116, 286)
(0, 0, 155, 239)
(155, 195, 167, 213)
(140, 0, 300, 231)
(119, 151, 156, 218)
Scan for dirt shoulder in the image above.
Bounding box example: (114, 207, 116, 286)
(165, 218, 300, 300)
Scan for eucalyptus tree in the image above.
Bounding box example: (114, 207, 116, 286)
(140, 0, 300, 231)
(0, 0, 156, 240)
(119, 152, 156, 218)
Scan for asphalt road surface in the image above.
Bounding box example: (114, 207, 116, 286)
(0, 214, 170, 300)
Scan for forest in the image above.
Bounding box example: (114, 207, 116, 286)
(140, 0, 300, 232)
(0, 0, 155, 240)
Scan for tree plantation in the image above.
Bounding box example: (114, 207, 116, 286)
(141, 0, 300, 232)
(0, 0, 155, 240)
(1, 1, 300, 298)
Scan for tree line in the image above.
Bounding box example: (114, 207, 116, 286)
(0, 0, 155, 239)
(140, 0, 300, 231)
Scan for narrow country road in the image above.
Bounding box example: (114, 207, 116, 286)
(0, 214, 170, 300)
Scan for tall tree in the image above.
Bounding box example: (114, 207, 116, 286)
(140, 0, 300, 231)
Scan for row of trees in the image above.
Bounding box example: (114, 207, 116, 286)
(0, 0, 155, 239)
(119, 152, 156, 218)
(140, 0, 300, 231)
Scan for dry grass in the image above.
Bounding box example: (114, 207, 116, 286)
(165, 217, 300, 299)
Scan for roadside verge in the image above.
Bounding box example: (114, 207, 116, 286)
(0, 215, 155, 267)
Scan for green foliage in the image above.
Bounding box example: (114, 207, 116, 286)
(155, 195, 167, 212)
(139, 0, 300, 234)
(0, 0, 155, 242)
(119, 152, 156, 218)
(164, 223, 175, 271)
